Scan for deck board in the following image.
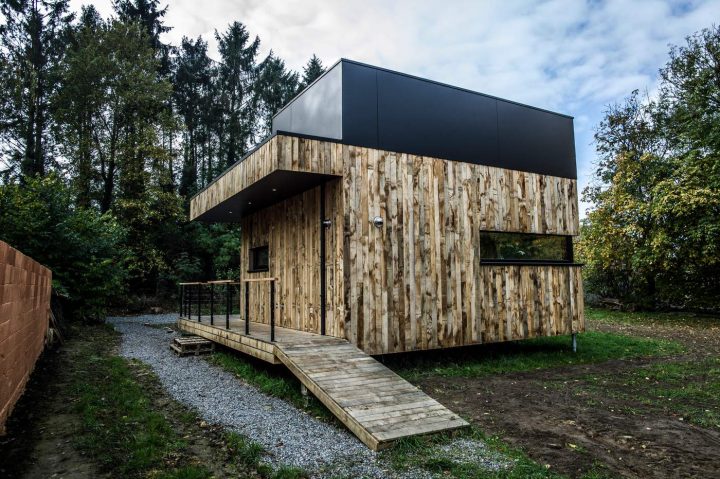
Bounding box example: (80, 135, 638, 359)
(177, 315, 468, 450)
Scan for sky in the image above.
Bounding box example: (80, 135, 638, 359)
(70, 0, 720, 217)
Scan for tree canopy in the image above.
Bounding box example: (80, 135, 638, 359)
(579, 25, 720, 310)
(0, 0, 324, 319)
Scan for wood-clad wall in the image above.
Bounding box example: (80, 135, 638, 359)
(341, 145, 582, 354)
(240, 179, 345, 337)
(225, 135, 583, 355)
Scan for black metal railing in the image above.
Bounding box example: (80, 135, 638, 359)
(242, 277, 277, 342)
(178, 278, 277, 341)
(178, 281, 241, 329)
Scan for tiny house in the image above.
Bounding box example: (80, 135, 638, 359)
(181, 59, 583, 448)
(189, 59, 583, 355)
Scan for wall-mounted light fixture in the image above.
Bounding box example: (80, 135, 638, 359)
(372, 216, 384, 229)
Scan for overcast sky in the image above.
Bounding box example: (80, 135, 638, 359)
(71, 0, 720, 216)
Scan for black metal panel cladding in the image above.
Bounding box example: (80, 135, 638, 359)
(374, 67, 499, 166)
(272, 59, 577, 179)
(341, 61, 378, 149)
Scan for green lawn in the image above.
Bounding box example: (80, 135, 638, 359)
(72, 327, 213, 479)
(392, 331, 683, 380)
(585, 306, 720, 328)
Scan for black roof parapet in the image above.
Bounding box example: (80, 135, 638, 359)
(272, 59, 576, 179)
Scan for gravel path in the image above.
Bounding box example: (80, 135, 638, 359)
(109, 314, 508, 478)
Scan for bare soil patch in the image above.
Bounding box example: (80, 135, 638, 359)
(417, 314, 720, 478)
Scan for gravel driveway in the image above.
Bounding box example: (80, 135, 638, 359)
(109, 314, 507, 478)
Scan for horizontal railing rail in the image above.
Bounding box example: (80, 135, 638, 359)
(178, 279, 278, 341)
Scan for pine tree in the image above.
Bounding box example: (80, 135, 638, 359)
(215, 21, 261, 167)
(256, 53, 299, 135)
(0, 0, 73, 178)
(174, 36, 214, 197)
(113, 0, 172, 77)
(300, 54, 325, 89)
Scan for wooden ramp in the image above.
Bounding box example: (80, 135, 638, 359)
(178, 316, 468, 449)
(274, 335, 469, 450)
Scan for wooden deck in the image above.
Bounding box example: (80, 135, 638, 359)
(177, 316, 468, 449)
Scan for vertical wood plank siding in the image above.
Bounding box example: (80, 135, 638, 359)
(206, 135, 583, 355)
(342, 147, 582, 354)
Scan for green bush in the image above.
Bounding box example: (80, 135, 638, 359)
(0, 174, 128, 319)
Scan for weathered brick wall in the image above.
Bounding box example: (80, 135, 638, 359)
(0, 241, 52, 434)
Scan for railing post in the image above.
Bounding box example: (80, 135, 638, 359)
(270, 280, 275, 342)
(245, 281, 250, 335)
(197, 284, 201, 322)
(210, 283, 214, 325)
(225, 283, 230, 330)
(179, 285, 183, 319)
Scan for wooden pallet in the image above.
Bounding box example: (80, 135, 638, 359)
(170, 335, 215, 356)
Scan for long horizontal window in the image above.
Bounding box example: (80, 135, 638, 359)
(480, 232, 572, 263)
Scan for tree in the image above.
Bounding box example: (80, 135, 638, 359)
(256, 53, 298, 134)
(579, 25, 720, 310)
(174, 36, 214, 196)
(113, 0, 172, 77)
(54, 18, 172, 212)
(215, 21, 261, 167)
(0, 0, 73, 178)
(300, 53, 325, 89)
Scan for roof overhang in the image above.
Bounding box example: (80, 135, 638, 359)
(193, 169, 339, 222)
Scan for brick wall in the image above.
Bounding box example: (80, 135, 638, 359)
(0, 241, 52, 434)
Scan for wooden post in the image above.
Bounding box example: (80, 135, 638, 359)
(245, 282, 250, 335)
(179, 285, 183, 319)
(210, 283, 214, 325)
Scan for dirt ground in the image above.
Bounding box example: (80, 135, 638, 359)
(419, 316, 720, 478)
(0, 326, 260, 479)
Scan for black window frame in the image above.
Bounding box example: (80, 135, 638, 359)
(479, 231, 576, 266)
(248, 245, 269, 273)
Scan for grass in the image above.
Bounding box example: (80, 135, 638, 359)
(71, 326, 212, 478)
(224, 431, 307, 479)
(391, 331, 683, 380)
(70, 325, 308, 478)
(585, 306, 720, 328)
(582, 357, 720, 430)
(207, 349, 333, 421)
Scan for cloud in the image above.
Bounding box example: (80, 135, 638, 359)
(69, 0, 720, 217)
